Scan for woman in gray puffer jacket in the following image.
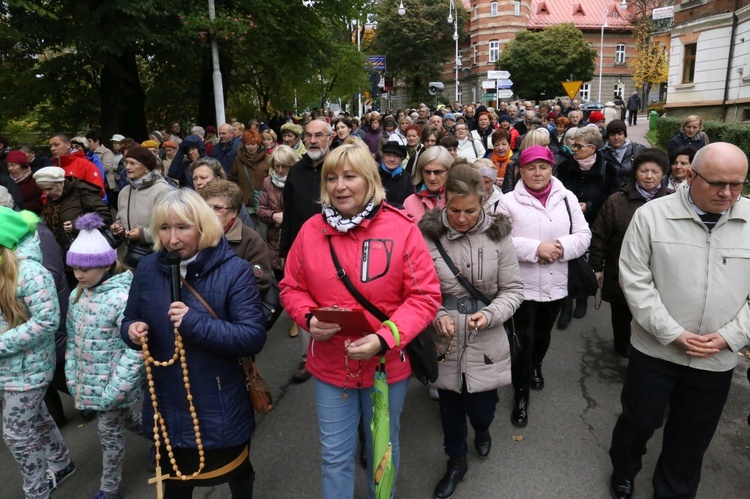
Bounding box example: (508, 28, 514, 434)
(419, 164, 524, 499)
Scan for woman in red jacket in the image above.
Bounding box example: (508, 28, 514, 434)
(280, 143, 441, 499)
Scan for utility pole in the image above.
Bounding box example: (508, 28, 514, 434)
(208, 0, 226, 125)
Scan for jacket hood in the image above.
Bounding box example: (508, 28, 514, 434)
(15, 232, 43, 264)
(419, 206, 512, 242)
(54, 150, 88, 167)
(182, 134, 206, 155)
(92, 270, 133, 294)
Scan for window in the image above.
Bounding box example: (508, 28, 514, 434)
(491, 2, 498, 16)
(457, 49, 463, 67)
(489, 40, 500, 63)
(473, 43, 478, 65)
(615, 44, 626, 65)
(473, 6, 478, 19)
(611, 10, 618, 19)
(682, 42, 697, 83)
(514, 0, 521, 15)
(457, 85, 462, 104)
(580, 82, 591, 101)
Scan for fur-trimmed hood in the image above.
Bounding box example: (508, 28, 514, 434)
(418, 206, 512, 242)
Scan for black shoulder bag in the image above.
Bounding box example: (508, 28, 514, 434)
(433, 238, 520, 362)
(562, 197, 599, 299)
(327, 238, 438, 385)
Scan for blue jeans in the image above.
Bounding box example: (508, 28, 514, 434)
(315, 378, 409, 499)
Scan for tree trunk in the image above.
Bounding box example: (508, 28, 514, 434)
(99, 51, 148, 142)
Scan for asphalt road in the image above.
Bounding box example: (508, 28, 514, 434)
(4, 120, 750, 499)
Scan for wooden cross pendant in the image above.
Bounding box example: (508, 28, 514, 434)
(148, 465, 170, 499)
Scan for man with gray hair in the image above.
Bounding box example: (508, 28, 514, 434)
(280, 119, 334, 382)
(209, 123, 238, 175)
(609, 142, 750, 499)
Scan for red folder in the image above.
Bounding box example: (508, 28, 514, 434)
(310, 307, 375, 336)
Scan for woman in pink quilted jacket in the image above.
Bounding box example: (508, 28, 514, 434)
(497, 145, 591, 429)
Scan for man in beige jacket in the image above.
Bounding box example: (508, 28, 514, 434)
(609, 142, 750, 499)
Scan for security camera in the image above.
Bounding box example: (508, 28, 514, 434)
(428, 82, 445, 95)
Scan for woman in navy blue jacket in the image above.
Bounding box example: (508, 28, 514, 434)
(122, 188, 266, 498)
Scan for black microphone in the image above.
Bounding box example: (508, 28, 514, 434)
(165, 251, 182, 303)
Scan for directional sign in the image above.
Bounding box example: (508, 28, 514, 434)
(561, 80, 583, 100)
(366, 55, 386, 71)
(481, 93, 497, 101)
(497, 89, 514, 99)
(487, 70, 511, 80)
(496, 79, 513, 89)
(482, 80, 496, 89)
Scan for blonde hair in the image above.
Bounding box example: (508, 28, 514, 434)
(269, 145, 297, 171)
(682, 115, 702, 129)
(445, 164, 485, 202)
(319, 143, 385, 207)
(150, 189, 223, 252)
(413, 145, 454, 186)
(519, 128, 551, 151)
(0, 247, 29, 331)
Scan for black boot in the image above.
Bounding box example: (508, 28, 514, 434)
(573, 297, 588, 319)
(434, 458, 467, 499)
(474, 430, 491, 459)
(557, 297, 573, 329)
(530, 366, 544, 391)
(511, 388, 529, 427)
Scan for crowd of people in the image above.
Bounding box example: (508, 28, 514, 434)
(0, 96, 745, 499)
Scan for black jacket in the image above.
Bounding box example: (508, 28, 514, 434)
(555, 152, 619, 224)
(280, 154, 323, 258)
(600, 141, 646, 188)
(378, 166, 412, 208)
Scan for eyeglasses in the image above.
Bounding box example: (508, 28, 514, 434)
(424, 169, 447, 177)
(572, 143, 594, 150)
(208, 204, 229, 213)
(693, 170, 749, 192)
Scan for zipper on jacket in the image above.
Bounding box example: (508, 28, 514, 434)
(216, 376, 222, 391)
(478, 248, 484, 280)
(74, 291, 92, 408)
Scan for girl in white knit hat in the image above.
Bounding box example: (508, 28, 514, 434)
(65, 213, 143, 499)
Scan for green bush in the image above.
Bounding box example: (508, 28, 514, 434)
(655, 117, 750, 158)
(647, 101, 666, 116)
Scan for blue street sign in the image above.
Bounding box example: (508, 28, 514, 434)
(496, 79, 513, 89)
(366, 55, 386, 71)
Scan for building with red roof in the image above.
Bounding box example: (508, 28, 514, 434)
(433, 0, 638, 106)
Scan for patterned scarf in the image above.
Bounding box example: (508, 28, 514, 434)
(271, 170, 286, 189)
(10, 168, 31, 183)
(323, 198, 375, 233)
(128, 170, 161, 190)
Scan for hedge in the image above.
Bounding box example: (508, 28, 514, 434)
(655, 117, 750, 158)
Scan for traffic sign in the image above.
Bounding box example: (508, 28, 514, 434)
(482, 80, 496, 89)
(561, 80, 583, 100)
(498, 89, 514, 99)
(487, 70, 511, 80)
(366, 55, 386, 71)
(496, 79, 513, 89)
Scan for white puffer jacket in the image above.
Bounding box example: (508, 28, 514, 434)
(497, 177, 591, 302)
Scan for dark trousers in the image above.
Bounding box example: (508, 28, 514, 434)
(438, 380, 499, 459)
(609, 349, 733, 499)
(610, 301, 632, 355)
(511, 299, 564, 389)
(164, 461, 254, 498)
(628, 109, 638, 125)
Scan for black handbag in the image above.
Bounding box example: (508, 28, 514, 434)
(562, 198, 599, 299)
(327, 238, 439, 385)
(123, 242, 153, 269)
(433, 239, 520, 363)
(261, 276, 283, 331)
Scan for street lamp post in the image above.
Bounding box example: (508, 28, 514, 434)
(448, 0, 460, 103)
(598, 0, 628, 103)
